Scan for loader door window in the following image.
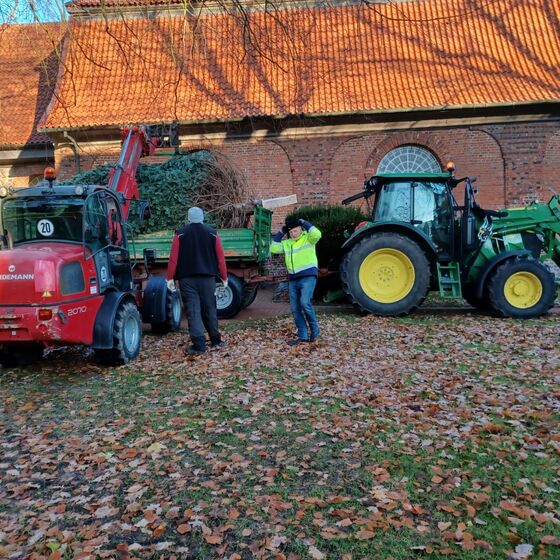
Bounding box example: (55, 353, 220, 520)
(106, 198, 125, 247)
(84, 193, 109, 254)
(105, 197, 131, 292)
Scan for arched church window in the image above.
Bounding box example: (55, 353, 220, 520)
(377, 145, 441, 174)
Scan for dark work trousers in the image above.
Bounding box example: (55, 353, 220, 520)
(179, 276, 221, 350)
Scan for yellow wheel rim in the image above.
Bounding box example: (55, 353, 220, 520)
(358, 248, 415, 303)
(504, 271, 542, 309)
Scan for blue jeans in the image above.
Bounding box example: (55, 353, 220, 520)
(288, 276, 320, 341)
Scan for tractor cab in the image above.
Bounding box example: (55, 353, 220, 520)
(372, 173, 456, 256)
(344, 170, 457, 258)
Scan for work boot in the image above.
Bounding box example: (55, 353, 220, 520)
(287, 338, 308, 346)
(184, 345, 205, 356)
(184, 336, 206, 356)
(211, 340, 227, 349)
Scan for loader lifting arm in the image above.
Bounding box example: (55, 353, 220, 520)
(490, 194, 560, 267)
(107, 126, 158, 221)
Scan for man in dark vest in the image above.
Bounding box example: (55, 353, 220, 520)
(166, 207, 228, 355)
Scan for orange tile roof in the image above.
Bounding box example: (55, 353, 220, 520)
(67, 0, 182, 6)
(42, 0, 560, 131)
(0, 23, 67, 147)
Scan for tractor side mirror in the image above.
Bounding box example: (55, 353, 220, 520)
(138, 201, 151, 221)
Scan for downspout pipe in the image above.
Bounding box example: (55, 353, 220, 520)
(63, 130, 81, 174)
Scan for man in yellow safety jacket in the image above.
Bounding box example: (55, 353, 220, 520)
(270, 217, 322, 345)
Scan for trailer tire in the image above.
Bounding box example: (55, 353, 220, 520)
(216, 273, 244, 319)
(488, 257, 556, 318)
(95, 300, 142, 365)
(241, 284, 259, 309)
(340, 232, 430, 316)
(152, 289, 182, 334)
(0, 343, 43, 368)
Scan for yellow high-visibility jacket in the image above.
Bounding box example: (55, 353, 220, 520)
(270, 225, 322, 279)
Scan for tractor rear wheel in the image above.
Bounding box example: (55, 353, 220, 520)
(152, 289, 182, 334)
(488, 257, 556, 318)
(340, 232, 430, 316)
(95, 300, 142, 365)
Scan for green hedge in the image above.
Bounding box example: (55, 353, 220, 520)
(286, 205, 369, 267)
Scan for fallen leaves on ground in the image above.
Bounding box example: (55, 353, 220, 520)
(0, 310, 559, 559)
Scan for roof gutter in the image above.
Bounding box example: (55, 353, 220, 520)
(40, 98, 560, 135)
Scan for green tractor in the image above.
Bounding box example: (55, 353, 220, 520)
(340, 166, 560, 318)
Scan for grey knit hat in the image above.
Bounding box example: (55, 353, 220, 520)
(187, 206, 204, 223)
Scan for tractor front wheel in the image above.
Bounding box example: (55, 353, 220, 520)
(95, 300, 142, 365)
(340, 232, 430, 316)
(488, 258, 556, 318)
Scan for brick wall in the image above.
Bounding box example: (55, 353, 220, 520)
(483, 122, 560, 205)
(0, 161, 51, 188)
(50, 119, 560, 224)
(328, 128, 504, 208)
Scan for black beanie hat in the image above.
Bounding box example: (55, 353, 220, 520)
(285, 217, 300, 230)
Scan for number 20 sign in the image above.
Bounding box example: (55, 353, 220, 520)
(37, 219, 54, 237)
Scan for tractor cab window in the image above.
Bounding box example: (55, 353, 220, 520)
(374, 181, 453, 253)
(375, 182, 412, 222)
(1, 198, 84, 245)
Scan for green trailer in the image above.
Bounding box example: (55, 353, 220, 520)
(131, 204, 273, 318)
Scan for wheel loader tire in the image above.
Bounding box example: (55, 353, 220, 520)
(488, 257, 556, 318)
(95, 300, 142, 365)
(462, 283, 489, 311)
(152, 289, 182, 334)
(0, 343, 43, 368)
(216, 273, 244, 319)
(340, 232, 430, 316)
(241, 284, 259, 309)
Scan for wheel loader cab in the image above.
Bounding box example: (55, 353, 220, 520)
(372, 175, 455, 257)
(84, 189, 132, 293)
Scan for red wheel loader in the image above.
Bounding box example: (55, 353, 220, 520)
(0, 126, 182, 367)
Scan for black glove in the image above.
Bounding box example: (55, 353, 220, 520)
(282, 225, 289, 234)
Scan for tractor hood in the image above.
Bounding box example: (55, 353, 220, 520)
(0, 243, 84, 305)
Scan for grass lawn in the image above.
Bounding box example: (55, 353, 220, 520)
(0, 309, 559, 559)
